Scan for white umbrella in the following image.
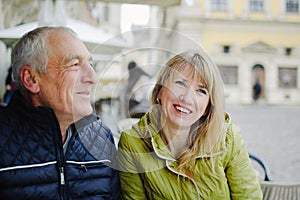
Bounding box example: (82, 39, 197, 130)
(0, 18, 129, 55)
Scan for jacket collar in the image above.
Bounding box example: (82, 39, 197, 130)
(7, 90, 57, 125)
(73, 113, 99, 131)
(7, 90, 97, 129)
(133, 111, 231, 160)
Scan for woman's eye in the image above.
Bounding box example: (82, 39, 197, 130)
(197, 88, 207, 95)
(175, 80, 186, 87)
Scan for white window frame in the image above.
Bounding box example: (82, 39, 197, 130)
(249, 0, 264, 12)
(211, 0, 228, 11)
(285, 0, 299, 13)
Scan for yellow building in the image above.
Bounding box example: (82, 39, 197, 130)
(1, 0, 299, 106)
(168, 0, 300, 105)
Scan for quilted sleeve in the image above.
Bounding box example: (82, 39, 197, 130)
(107, 128, 121, 200)
(117, 130, 148, 200)
(225, 124, 263, 200)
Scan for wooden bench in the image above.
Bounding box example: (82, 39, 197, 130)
(261, 181, 300, 200)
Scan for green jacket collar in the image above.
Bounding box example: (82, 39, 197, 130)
(132, 111, 231, 161)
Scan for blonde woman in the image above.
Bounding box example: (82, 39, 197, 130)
(117, 50, 262, 199)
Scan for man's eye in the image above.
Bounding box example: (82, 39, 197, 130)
(71, 62, 80, 67)
(64, 59, 80, 68)
(89, 62, 95, 69)
(65, 62, 81, 70)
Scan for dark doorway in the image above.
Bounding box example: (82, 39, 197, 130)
(252, 64, 265, 101)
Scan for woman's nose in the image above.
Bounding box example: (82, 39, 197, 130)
(178, 88, 194, 103)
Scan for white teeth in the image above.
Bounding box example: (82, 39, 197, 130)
(175, 106, 190, 114)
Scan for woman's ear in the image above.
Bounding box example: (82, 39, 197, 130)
(20, 66, 40, 94)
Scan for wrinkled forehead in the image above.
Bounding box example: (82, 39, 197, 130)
(47, 30, 90, 60)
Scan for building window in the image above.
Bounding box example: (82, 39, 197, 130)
(285, 47, 292, 56)
(286, 0, 299, 13)
(278, 67, 297, 88)
(223, 45, 230, 53)
(211, 0, 227, 11)
(249, 0, 264, 12)
(218, 65, 238, 85)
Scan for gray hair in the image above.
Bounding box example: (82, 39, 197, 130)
(11, 26, 77, 97)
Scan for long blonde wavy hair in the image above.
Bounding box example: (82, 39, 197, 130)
(150, 50, 225, 174)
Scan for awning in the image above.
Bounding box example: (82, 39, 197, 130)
(94, 0, 181, 7)
(0, 18, 129, 56)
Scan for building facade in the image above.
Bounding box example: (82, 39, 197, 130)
(1, 0, 299, 106)
(169, 0, 300, 105)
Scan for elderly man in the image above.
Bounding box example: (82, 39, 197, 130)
(0, 26, 120, 199)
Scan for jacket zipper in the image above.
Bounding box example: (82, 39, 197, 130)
(60, 167, 65, 185)
(165, 161, 201, 200)
(76, 160, 111, 172)
(148, 130, 201, 200)
(57, 133, 66, 200)
(50, 109, 67, 200)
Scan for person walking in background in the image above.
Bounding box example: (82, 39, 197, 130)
(3, 66, 16, 105)
(118, 50, 262, 199)
(0, 26, 120, 199)
(120, 61, 151, 118)
(253, 78, 262, 101)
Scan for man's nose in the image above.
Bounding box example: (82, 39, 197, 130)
(82, 62, 97, 84)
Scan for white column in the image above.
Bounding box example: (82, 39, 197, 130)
(38, 0, 54, 26)
(243, 0, 249, 19)
(228, 0, 234, 19)
(204, 0, 210, 18)
(265, 0, 272, 19)
(0, 0, 3, 29)
(279, 0, 285, 21)
(54, 0, 68, 26)
(38, 0, 68, 27)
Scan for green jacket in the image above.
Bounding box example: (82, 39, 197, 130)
(117, 112, 262, 200)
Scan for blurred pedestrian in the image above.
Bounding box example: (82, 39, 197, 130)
(3, 66, 16, 105)
(120, 61, 151, 118)
(253, 79, 261, 101)
(0, 26, 120, 199)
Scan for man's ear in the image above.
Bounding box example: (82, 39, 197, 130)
(20, 66, 40, 94)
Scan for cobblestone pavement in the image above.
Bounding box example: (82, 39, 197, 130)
(225, 104, 300, 183)
(100, 102, 300, 183)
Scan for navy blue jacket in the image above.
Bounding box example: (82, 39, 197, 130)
(0, 91, 120, 200)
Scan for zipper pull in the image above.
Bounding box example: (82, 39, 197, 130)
(60, 167, 65, 185)
(80, 164, 88, 172)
